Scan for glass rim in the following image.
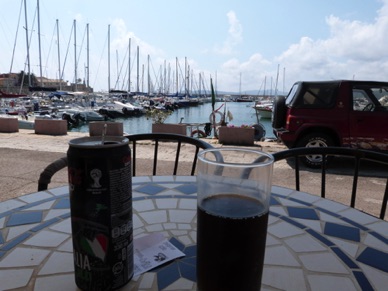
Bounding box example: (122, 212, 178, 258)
(197, 147, 274, 168)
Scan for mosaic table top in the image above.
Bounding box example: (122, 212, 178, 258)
(0, 176, 387, 290)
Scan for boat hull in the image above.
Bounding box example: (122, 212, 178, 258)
(255, 109, 272, 119)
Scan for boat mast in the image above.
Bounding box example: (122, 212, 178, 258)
(37, 0, 43, 87)
(108, 24, 110, 93)
(185, 57, 188, 97)
(199, 72, 201, 96)
(175, 57, 178, 95)
(56, 19, 61, 90)
(147, 55, 150, 95)
(239, 72, 242, 98)
(136, 46, 139, 93)
(167, 62, 171, 95)
(141, 64, 144, 93)
(86, 23, 89, 91)
(128, 38, 131, 92)
(10, 0, 24, 93)
(164, 60, 167, 95)
(159, 64, 163, 95)
(116, 50, 119, 89)
(74, 19, 77, 91)
(275, 64, 280, 97)
(23, 0, 31, 87)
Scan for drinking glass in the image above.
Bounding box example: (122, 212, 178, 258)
(196, 148, 274, 291)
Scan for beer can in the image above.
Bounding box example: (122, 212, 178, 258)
(67, 136, 133, 290)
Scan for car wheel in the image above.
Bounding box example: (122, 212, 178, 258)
(271, 95, 286, 129)
(296, 133, 334, 168)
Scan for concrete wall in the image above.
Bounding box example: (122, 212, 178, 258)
(0, 118, 19, 133)
(34, 119, 67, 135)
(218, 126, 254, 145)
(152, 123, 187, 135)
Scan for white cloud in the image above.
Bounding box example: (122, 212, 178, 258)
(213, 10, 243, 55)
(274, 0, 388, 87)
(111, 18, 164, 60)
(60, 1, 388, 92)
(217, 53, 273, 91)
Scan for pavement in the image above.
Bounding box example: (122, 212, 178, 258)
(0, 129, 386, 220)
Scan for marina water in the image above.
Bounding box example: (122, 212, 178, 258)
(69, 102, 275, 138)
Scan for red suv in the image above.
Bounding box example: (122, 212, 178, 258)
(272, 80, 388, 167)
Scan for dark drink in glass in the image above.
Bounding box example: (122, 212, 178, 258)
(196, 148, 273, 291)
(197, 194, 268, 291)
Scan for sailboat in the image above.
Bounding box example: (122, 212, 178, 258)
(235, 73, 253, 102)
(0, 91, 27, 98)
(253, 76, 273, 119)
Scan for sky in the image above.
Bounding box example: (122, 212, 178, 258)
(0, 0, 387, 94)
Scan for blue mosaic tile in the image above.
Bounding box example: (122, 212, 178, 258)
(181, 256, 196, 267)
(30, 217, 61, 232)
(270, 196, 281, 206)
(331, 247, 358, 268)
(136, 184, 166, 195)
(288, 197, 312, 207)
(369, 231, 388, 245)
(341, 217, 368, 231)
(170, 237, 185, 252)
(324, 222, 360, 242)
(315, 206, 341, 218)
(287, 207, 319, 220)
(179, 260, 196, 282)
(175, 195, 197, 200)
(306, 229, 335, 247)
(53, 198, 70, 209)
(59, 212, 71, 219)
(357, 247, 388, 272)
(157, 262, 180, 290)
(0, 232, 31, 251)
(0, 211, 12, 220)
(175, 184, 197, 195)
(6, 211, 43, 226)
(184, 245, 197, 257)
(281, 216, 307, 229)
(269, 210, 281, 217)
(353, 271, 374, 291)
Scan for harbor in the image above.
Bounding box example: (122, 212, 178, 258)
(0, 93, 276, 139)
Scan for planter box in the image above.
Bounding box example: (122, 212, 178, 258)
(89, 121, 123, 136)
(0, 117, 19, 133)
(218, 126, 254, 145)
(35, 119, 67, 135)
(152, 123, 187, 135)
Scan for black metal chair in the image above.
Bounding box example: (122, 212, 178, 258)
(272, 147, 388, 219)
(125, 133, 213, 176)
(38, 133, 213, 191)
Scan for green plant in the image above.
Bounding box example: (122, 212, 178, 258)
(146, 109, 173, 124)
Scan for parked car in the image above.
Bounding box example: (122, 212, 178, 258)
(272, 80, 388, 167)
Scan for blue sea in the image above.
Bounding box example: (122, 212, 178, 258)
(69, 101, 275, 138)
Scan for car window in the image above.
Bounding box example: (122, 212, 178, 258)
(372, 87, 388, 108)
(291, 82, 338, 108)
(378, 95, 388, 107)
(352, 85, 388, 111)
(285, 84, 299, 106)
(352, 89, 374, 111)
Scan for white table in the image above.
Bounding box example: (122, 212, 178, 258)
(0, 176, 387, 290)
